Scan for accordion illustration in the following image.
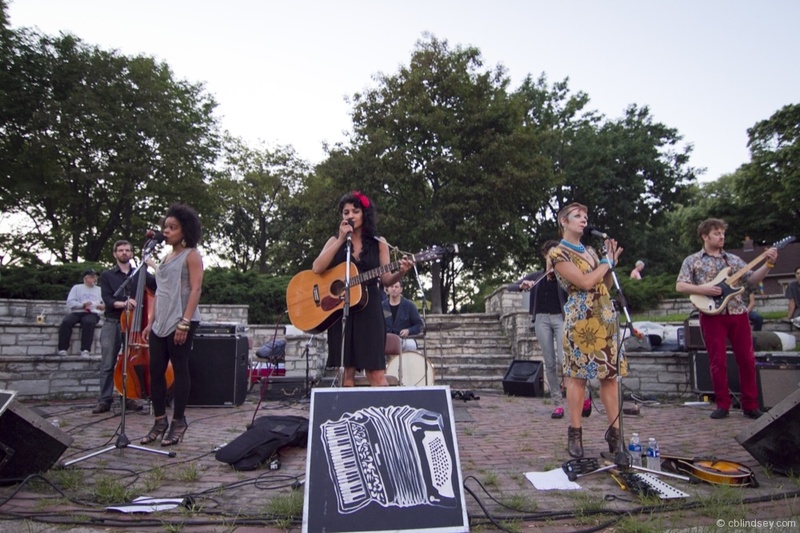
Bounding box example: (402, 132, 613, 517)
(320, 405, 456, 514)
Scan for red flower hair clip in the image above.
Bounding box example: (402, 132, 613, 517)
(352, 191, 370, 209)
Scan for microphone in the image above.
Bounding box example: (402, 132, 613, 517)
(583, 226, 609, 240)
(146, 229, 166, 243)
(345, 219, 353, 241)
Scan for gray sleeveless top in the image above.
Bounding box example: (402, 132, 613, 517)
(152, 248, 202, 337)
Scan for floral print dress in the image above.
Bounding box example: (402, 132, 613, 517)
(548, 245, 626, 379)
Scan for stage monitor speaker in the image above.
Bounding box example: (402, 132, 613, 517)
(756, 363, 800, 411)
(0, 391, 74, 483)
(187, 335, 249, 407)
(502, 360, 544, 397)
(736, 388, 800, 475)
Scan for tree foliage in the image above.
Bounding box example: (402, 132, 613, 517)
(206, 137, 311, 274)
(314, 35, 554, 312)
(0, 26, 220, 264)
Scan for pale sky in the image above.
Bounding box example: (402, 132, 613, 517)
(7, 0, 799, 182)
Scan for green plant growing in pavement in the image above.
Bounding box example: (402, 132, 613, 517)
(612, 514, 669, 533)
(161, 521, 185, 533)
(177, 462, 201, 483)
(694, 484, 745, 519)
(482, 470, 499, 487)
(142, 465, 165, 492)
(499, 493, 538, 512)
(50, 468, 84, 492)
(92, 476, 135, 504)
(267, 490, 304, 529)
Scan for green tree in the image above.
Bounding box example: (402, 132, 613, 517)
(0, 28, 220, 264)
(313, 35, 554, 312)
(206, 137, 311, 274)
(740, 103, 800, 229)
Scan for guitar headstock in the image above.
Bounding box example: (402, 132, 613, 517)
(774, 236, 796, 250)
(412, 244, 457, 264)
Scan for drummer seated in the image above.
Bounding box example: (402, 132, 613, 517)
(382, 280, 424, 351)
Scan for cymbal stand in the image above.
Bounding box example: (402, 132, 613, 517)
(62, 247, 175, 467)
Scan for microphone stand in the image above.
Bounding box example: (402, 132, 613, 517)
(336, 230, 353, 387)
(411, 263, 428, 385)
(63, 243, 175, 467)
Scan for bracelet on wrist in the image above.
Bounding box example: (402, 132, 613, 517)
(176, 324, 190, 332)
(180, 317, 190, 324)
(766, 262, 775, 269)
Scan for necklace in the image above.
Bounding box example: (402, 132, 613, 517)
(560, 239, 586, 254)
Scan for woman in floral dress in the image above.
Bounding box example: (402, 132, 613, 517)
(549, 202, 625, 458)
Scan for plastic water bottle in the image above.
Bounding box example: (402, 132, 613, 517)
(628, 433, 642, 467)
(646, 437, 661, 472)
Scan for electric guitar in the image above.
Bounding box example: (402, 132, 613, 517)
(690, 236, 794, 315)
(286, 245, 451, 333)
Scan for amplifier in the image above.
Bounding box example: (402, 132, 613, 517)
(756, 363, 800, 411)
(195, 322, 248, 336)
(188, 335, 249, 407)
(683, 316, 731, 351)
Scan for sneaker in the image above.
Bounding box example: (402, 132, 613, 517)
(551, 407, 564, 419)
(57, 350, 68, 356)
(91, 402, 111, 414)
(80, 350, 91, 357)
(743, 409, 764, 419)
(710, 408, 729, 419)
(125, 399, 143, 412)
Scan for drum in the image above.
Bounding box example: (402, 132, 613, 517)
(386, 351, 434, 387)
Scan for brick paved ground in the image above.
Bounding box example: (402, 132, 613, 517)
(1, 385, 799, 532)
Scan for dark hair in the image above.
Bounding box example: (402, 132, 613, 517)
(163, 203, 202, 248)
(338, 191, 377, 239)
(697, 218, 727, 240)
(113, 240, 131, 252)
(540, 239, 560, 256)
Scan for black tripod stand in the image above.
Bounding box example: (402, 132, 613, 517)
(62, 239, 175, 467)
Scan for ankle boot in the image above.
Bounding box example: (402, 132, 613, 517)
(567, 426, 584, 458)
(605, 426, 621, 454)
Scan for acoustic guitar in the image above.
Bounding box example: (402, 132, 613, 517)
(286, 246, 450, 333)
(661, 455, 758, 487)
(690, 236, 794, 315)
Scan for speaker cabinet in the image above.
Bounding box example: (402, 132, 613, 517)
(756, 363, 800, 410)
(736, 388, 800, 475)
(683, 316, 732, 351)
(502, 360, 544, 397)
(689, 351, 741, 394)
(0, 392, 74, 483)
(187, 336, 249, 407)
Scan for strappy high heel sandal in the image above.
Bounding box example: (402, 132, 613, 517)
(140, 417, 168, 445)
(161, 417, 188, 447)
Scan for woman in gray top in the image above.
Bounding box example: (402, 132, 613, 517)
(141, 203, 204, 446)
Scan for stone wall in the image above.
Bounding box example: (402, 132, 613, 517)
(0, 299, 328, 399)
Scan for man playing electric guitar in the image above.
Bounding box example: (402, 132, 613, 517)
(675, 218, 778, 421)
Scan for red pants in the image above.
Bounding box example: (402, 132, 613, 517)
(699, 312, 758, 411)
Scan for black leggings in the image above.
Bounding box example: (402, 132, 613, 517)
(149, 322, 197, 420)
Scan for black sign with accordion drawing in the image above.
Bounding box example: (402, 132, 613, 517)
(303, 387, 468, 533)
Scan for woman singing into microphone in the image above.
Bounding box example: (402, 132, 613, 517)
(312, 191, 413, 387)
(549, 202, 625, 458)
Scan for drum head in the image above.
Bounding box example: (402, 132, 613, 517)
(386, 351, 435, 387)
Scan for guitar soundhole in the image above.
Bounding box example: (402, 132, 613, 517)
(330, 280, 346, 299)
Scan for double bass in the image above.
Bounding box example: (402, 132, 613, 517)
(113, 245, 174, 400)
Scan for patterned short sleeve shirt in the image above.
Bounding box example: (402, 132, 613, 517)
(676, 249, 751, 315)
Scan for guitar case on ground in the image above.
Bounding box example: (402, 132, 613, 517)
(215, 415, 309, 471)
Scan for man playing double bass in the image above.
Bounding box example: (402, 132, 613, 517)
(93, 240, 157, 414)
